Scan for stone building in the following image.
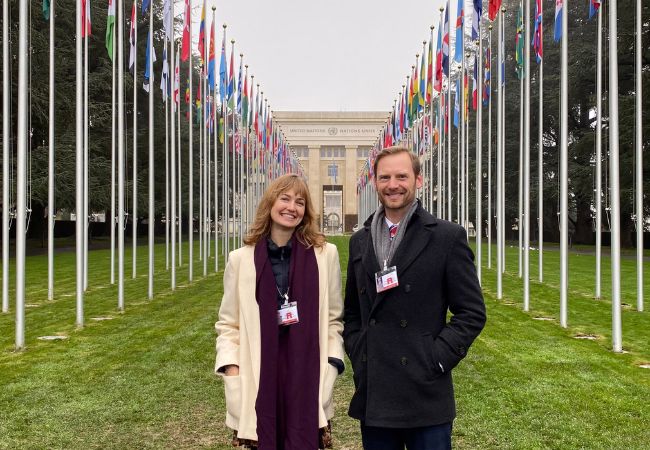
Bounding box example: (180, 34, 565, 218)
(274, 111, 388, 234)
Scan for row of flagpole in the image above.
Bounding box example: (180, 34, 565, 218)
(355, 0, 644, 353)
(3, 0, 303, 350)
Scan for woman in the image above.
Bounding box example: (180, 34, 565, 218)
(215, 174, 345, 450)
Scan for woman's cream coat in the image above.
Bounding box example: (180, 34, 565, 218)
(215, 242, 345, 441)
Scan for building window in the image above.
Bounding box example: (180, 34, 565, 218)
(293, 146, 308, 159)
(357, 146, 371, 159)
(321, 146, 345, 159)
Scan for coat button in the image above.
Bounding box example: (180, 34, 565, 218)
(400, 357, 408, 366)
(458, 346, 466, 356)
(404, 284, 411, 293)
(400, 319, 407, 328)
(362, 353, 367, 362)
(369, 318, 376, 326)
(360, 287, 366, 294)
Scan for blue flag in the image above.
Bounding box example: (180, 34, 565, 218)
(454, 0, 464, 63)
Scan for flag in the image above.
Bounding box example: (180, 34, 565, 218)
(219, 32, 227, 103)
(442, 2, 450, 76)
(163, 0, 172, 40)
(533, 0, 543, 63)
(227, 45, 234, 107)
(589, 0, 600, 19)
(208, 21, 216, 85)
(198, 1, 206, 63)
(472, 0, 482, 40)
(454, 0, 464, 63)
(142, 0, 149, 15)
(128, 3, 136, 74)
(483, 46, 491, 106)
(472, 55, 478, 110)
(453, 80, 460, 128)
(242, 70, 249, 128)
(248, 80, 254, 130)
(426, 30, 433, 102)
(554, 0, 562, 42)
(515, 5, 524, 79)
(488, 0, 502, 21)
(106, 0, 115, 59)
(435, 16, 443, 91)
(82, 0, 92, 37)
(174, 49, 180, 110)
(181, 0, 190, 61)
(143, 31, 157, 92)
(43, 0, 49, 20)
(419, 46, 426, 111)
(500, 22, 505, 85)
(411, 64, 419, 118)
(160, 48, 169, 102)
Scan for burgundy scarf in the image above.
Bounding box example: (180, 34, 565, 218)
(254, 236, 320, 450)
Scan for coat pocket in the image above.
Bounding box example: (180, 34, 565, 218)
(223, 375, 242, 425)
(321, 364, 338, 417)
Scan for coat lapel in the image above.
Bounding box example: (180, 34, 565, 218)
(390, 212, 436, 275)
(361, 228, 381, 282)
(240, 245, 262, 391)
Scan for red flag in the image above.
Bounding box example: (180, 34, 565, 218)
(181, 0, 190, 61)
(488, 0, 502, 21)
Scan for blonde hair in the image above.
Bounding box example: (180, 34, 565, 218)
(244, 174, 325, 248)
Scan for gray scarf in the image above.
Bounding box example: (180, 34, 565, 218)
(371, 200, 418, 269)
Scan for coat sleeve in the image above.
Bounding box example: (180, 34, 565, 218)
(343, 236, 362, 359)
(326, 244, 346, 362)
(215, 252, 241, 374)
(434, 226, 487, 373)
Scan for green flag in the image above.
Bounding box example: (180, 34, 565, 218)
(515, 5, 524, 80)
(43, 0, 50, 20)
(106, 0, 116, 60)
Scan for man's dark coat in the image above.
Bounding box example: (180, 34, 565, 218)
(343, 204, 486, 428)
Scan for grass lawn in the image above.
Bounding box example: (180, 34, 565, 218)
(0, 235, 648, 449)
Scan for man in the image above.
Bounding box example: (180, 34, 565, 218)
(344, 146, 486, 450)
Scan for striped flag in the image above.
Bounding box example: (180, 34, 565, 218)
(454, 0, 464, 63)
(207, 21, 216, 87)
(106, 0, 115, 59)
(435, 15, 443, 91)
(174, 49, 180, 110)
(198, 1, 206, 63)
(483, 46, 491, 106)
(589, 0, 600, 19)
(82, 0, 92, 37)
(472, 0, 482, 40)
(554, 0, 562, 42)
(532, 0, 543, 63)
(128, 3, 136, 73)
(143, 31, 157, 92)
(426, 30, 433, 103)
(219, 31, 227, 103)
(472, 54, 478, 110)
(160, 48, 169, 102)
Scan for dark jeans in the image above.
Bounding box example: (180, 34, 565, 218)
(360, 423, 452, 450)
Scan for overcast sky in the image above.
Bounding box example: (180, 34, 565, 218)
(187, 0, 448, 112)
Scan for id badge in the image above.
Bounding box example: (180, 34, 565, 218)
(278, 301, 299, 326)
(375, 266, 399, 293)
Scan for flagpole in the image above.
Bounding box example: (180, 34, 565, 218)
(496, 9, 502, 298)
(47, 0, 55, 300)
(165, 38, 169, 271)
(212, 13, 218, 273)
(523, 0, 532, 310)
(83, 18, 89, 291)
(188, 18, 194, 283)
(609, 0, 622, 351)
(447, 37, 452, 222)
(1, 0, 9, 314)
(223, 26, 229, 262)
(634, 0, 643, 313)
(476, 31, 483, 283)
(538, 28, 544, 283)
(239, 56, 244, 248)
(595, 5, 602, 299)
(111, 8, 116, 284)
(15, 0, 29, 346)
(132, 0, 138, 280)
(202, 40, 208, 277)
(147, 0, 154, 299)
(170, 37, 177, 290)
(230, 40, 236, 252)
(500, 7, 506, 277)
(518, 44, 523, 279)
(177, 41, 182, 268)
(487, 24, 492, 270)
(560, 0, 568, 328)
(117, 0, 125, 309)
